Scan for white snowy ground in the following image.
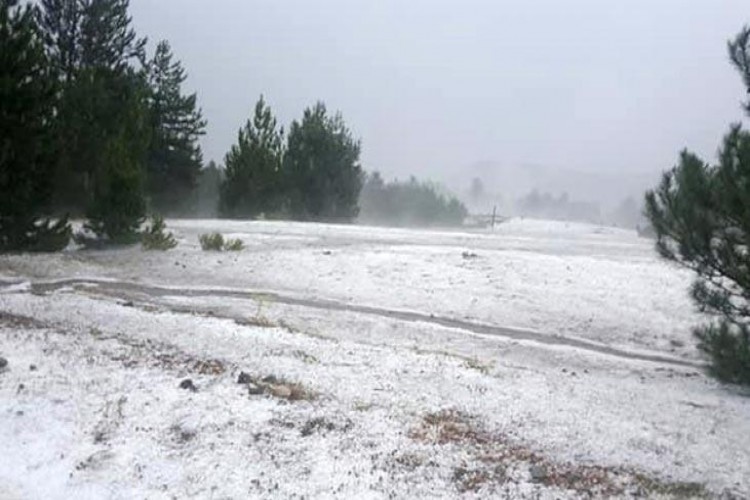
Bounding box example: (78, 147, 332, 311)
(0, 218, 749, 499)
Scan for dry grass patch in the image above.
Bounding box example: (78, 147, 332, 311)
(409, 409, 487, 446)
(409, 410, 712, 498)
(463, 357, 493, 374)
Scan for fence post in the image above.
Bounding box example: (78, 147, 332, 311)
(491, 205, 497, 228)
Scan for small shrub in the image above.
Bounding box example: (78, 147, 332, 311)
(695, 322, 750, 385)
(141, 215, 177, 251)
(223, 238, 244, 251)
(198, 232, 244, 252)
(199, 232, 224, 251)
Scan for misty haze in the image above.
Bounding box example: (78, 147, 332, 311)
(1, 1, 750, 498)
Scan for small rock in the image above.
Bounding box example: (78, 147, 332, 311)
(122, 301, 134, 307)
(529, 464, 547, 482)
(29, 364, 37, 371)
(269, 384, 291, 399)
(247, 384, 264, 396)
(261, 375, 278, 384)
(179, 379, 197, 392)
(0, 356, 8, 370)
(237, 372, 252, 385)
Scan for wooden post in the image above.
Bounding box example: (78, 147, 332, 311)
(491, 205, 497, 228)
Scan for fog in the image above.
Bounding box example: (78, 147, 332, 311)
(130, 0, 748, 213)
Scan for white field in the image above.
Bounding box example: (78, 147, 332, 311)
(0, 218, 748, 499)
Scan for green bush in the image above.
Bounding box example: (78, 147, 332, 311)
(199, 232, 224, 251)
(223, 238, 244, 251)
(198, 232, 244, 252)
(142, 215, 177, 251)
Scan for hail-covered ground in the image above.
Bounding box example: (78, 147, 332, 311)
(0, 219, 749, 499)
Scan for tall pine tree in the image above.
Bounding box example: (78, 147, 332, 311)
(40, 0, 149, 243)
(220, 96, 284, 218)
(0, 0, 70, 252)
(283, 102, 363, 221)
(645, 25, 750, 385)
(146, 40, 206, 214)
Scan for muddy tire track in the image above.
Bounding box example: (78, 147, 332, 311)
(2, 277, 704, 369)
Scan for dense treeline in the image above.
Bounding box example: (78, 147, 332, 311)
(1, 0, 206, 249)
(0, 0, 374, 252)
(358, 172, 467, 227)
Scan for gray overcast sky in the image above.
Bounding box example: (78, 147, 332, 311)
(130, 1, 748, 186)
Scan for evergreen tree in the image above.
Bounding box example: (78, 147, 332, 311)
(40, 0, 149, 242)
(38, 0, 81, 83)
(0, 0, 70, 252)
(220, 96, 284, 218)
(80, 69, 149, 243)
(645, 25, 750, 385)
(283, 102, 363, 221)
(146, 40, 206, 214)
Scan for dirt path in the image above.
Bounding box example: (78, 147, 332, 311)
(4, 277, 704, 369)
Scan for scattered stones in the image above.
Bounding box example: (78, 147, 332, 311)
(247, 384, 264, 396)
(462, 251, 479, 259)
(179, 379, 197, 392)
(234, 372, 314, 400)
(300, 417, 337, 437)
(170, 424, 197, 443)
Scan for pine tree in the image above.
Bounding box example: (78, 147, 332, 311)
(220, 96, 284, 218)
(145, 40, 206, 214)
(283, 102, 363, 221)
(645, 25, 750, 385)
(40, 0, 149, 243)
(80, 70, 149, 244)
(0, 0, 70, 252)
